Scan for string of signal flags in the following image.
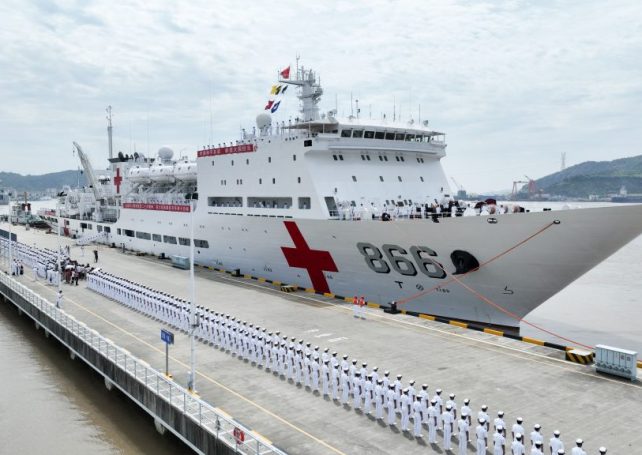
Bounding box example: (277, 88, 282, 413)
(264, 65, 291, 114)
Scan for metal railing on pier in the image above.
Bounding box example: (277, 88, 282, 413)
(0, 272, 286, 455)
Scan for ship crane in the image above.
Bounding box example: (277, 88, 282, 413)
(511, 175, 538, 198)
(450, 177, 467, 199)
(73, 142, 105, 201)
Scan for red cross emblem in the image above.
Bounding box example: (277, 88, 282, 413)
(114, 167, 122, 194)
(281, 221, 338, 294)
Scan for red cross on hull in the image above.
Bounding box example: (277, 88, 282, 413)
(281, 221, 338, 294)
(114, 167, 123, 194)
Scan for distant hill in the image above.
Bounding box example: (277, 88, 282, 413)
(0, 170, 82, 192)
(527, 155, 642, 198)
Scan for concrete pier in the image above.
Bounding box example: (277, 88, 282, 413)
(2, 222, 641, 455)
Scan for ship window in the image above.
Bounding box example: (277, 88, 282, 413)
(378, 156, 383, 161)
(364, 131, 375, 139)
(384, 156, 388, 161)
(385, 132, 395, 140)
(194, 239, 209, 248)
(104, 227, 111, 233)
(366, 155, 371, 161)
(420, 176, 424, 182)
(259, 178, 262, 184)
(361, 155, 366, 161)
(179, 237, 190, 246)
(405, 134, 415, 141)
(268, 157, 272, 163)
(398, 176, 402, 182)
(272, 178, 276, 184)
(333, 155, 338, 161)
(395, 156, 400, 162)
(400, 156, 405, 162)
(352, 176, 357, 182)
(248, 197, 292, 209)
(124, 229, 135, 238)
(246, 159, 249, 165)
(293, 154, 296, 161)
(297, 177, 301, 183)
(163, 235, 177, 244)
(212, 160, 215, 166)
(304, 139, 312, 147)
(353, 130, 363, 138)
(338, 155, 344, 161)
(97, 225, 103, 232)
(385, 200, 390, 205)
(152, 234, 162, 242)
(375, 131, 385, 139)
(136, 231, 151, 240)
(298, 197, 311, 209)
(395, 133, 405, 141)
(341, 129, 352, 138)
(208, 197, 243, 207)
(379, 176, 384, 182)
(231, 160, 234, 166)
(117, 228, 122, 235)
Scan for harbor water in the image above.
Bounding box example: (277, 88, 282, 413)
(1, 200, 640, 454)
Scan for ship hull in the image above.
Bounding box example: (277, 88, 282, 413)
(53, 204, 642, 328)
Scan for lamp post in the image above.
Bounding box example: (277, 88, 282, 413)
(188, 196, 196, 393)
(7, 199, 12, 274)
(57, 200, 63, 295)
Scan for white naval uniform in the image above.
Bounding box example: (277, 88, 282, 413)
(374, 384, 384, 419)
(321, 364, 330, 396)
(386, 389, 396, 425)
(412, 400, 423, 437)
(428, 405, 438, 443)
(458, 419, 470, 455)
(400, 394, 410, 431)
(549, 437, 564, 455)
(570, 447, 586, 455)
(476, 425, 488, 455)
(363, 380, 373, 414)
(511, 440, 525, 455)
(493, 432, 506, 455)
(442, 410, 454, 450)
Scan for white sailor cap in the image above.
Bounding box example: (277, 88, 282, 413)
(449, 393, 455, 398)
(436, 388, 442, 394)
(496, 425, 503, 431)
(396, 374, 402, 379)
(557, 450, 565, 455)
(554, 430, 560, 436)
(343, 354, 348, 359)
(575, 439, 583, 445)
(515, 433, 522, 440)
(409, 380, 415, 385)
(598, 447, 607, 454)
(478, 417, 486, 424)
(362, 362, 367, 367)
(481, 404, 488, 410)
(516, 417, 523, 423)
(446, 403, 452, 410)
(534, 424, 541, 430)
(464, 398, 470, 404)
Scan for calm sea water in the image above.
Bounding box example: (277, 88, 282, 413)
(0, 200, 640, 454)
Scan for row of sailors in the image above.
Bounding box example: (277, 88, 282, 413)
(2, 239, 65, 284)
(85, 268, 606, 455)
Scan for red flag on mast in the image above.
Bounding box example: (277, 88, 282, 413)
(280, 66, 290, 79)
(264, 100, 274, 110)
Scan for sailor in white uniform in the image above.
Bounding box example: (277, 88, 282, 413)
(512, 417, 525, 442)
(340, 368, 350, 404)
(446, 393, 457, 420)
(433, 388, 443, 428)
(442, 403, 455, 450)
(412, 395, 423, 438)
(331, 364, 340, 400)
(386, 385, 396, 426)
(494, 411, 506, 436)
(476, 418, 488, 455)
(352, 372, 363, 410)
(511, 433, 525, 455)
(400, 388, 411, 431)
(321, 360, 330, 397)
(570, 439, 586, 455)
(549, 430, 564, 455)
(458, 413, 470, 455)
(531, 441, 544, 455)
(393, 374, 403, 412)
(363, 374, 373, 414)
(461, 398, 472, 427)
(427, 399, 438, 443)
(493, 425, 506, 455)
(530, 424, 543, 448)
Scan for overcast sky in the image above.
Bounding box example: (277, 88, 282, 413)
(1, 0, 641, 192)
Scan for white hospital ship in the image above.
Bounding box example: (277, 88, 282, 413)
(43, 64, 642, 329)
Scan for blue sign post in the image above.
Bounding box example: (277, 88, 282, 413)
(161, 329, 174, 378)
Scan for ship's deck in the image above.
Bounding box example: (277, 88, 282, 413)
(3, 222, 641, 455)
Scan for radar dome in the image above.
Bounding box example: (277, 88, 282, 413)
(256, 113, 272, 131)
(158, 146, 174, 161)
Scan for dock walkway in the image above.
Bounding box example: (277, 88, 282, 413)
(2, 222, 641, 455)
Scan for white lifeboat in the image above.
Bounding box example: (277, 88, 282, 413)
(128, 166, 151, 183)
(174, 161, 197, 182)
(149, 163, 175, 183)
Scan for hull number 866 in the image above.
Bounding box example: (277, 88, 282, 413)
(356, 243, 447, 279)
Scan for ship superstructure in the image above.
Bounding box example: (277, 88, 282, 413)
(44, 63, 642, 329)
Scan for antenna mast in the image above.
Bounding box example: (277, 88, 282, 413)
(106, 106, 113, 159)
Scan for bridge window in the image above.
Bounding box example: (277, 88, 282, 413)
(420, 176, 424, 182)
(405, 134, 415, 141)
(385, 132, 395, 140)
(298, 197, 311, 209)
(259, 178, 262, 184)
(361, 155, 366, 161)
(124, 229, 134, 237)
(338, 155, 344, 161)
(380, 176, 384, 182)
(400, 156, 405, 162)
(179, 237, 190, 246)
(246, 159, 250, 165)
(272, 178, 276, 184)
(136, 231, 151, 240)
(395, 156, 400, 162)
(163, 235, 177, 244)
(395, 133, 405, 140)
(304, 139, 312, 147)
(333, 154, 338, 161)
(341, 129, 352, 138)
(352, 176, 357, 182)
(231, 160, 234, 166)
(194, 239, 209, 248)
(268, 157, 272, 163)
(152, 234, 162, 242)
(353, 130, 363, 138)
(379, 156, 383, 161)
(293, 154, 296, 161)
(364, 131, 375, 139)
(384, 155, 388, 161)
(375, 131, 385, 139)
(398, 176, 403, 182)
(297, 177, 301, 183)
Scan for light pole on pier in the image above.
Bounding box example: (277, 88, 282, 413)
(188, 196, 197, 393)
(57, 200, 63, 296)
(7, 199, 12, 274)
